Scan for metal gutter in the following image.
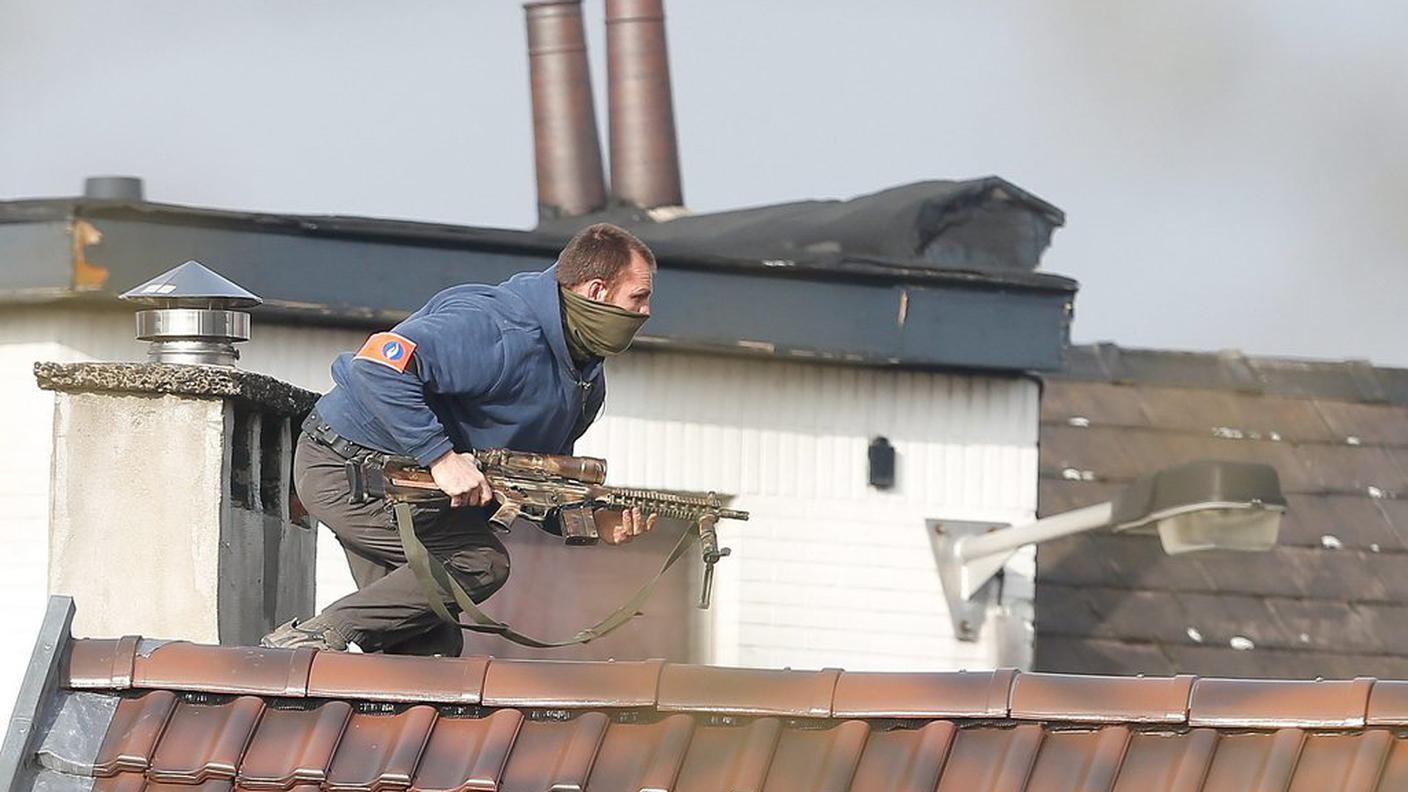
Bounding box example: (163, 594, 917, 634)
(0, 596, 76, 791)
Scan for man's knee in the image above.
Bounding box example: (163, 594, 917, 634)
(446, 544, 511, 601)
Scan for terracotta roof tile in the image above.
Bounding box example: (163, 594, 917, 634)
(132, 642, 313, 697)
(94, 777, 236, 792)
(546, 711, 609, 791)
(1188, 677, 1374, 728)
(657, 664, 839, 717)
(831, 669, 1015, 719)
(146, 696, 264, 784)
(1026, 726, 1131, 791)
(1366, 680, 1408, 726)
(408, 708, 522, 792)
(1377, 739, 1408, 791)
(480, 658, 661, 708)
(849, 721, 956, 792)
(1009, 672, 1194, 723)
(237, 701, 352, 789)
(307, 653, 488, 704)
(761, 720, 870, 792)
(324, 705, 437, 791)
(633, 714, 695, 792)
(1289, 731, 1394, 792)
(92, 691, 177, 776)
(64, 636, 139, 690)
(672, 718, 781, 792)
(661, 659, 844, 715)
(497, 716, 609, 792)
(936, 723, 1043, 790)
(583, 713, 693, 792)
(1204, 729, 1306, 790)
(29, 638, 1408, 792)
(1111, 728, 1218, 792)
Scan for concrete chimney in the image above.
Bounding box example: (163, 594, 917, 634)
(606, 0, 684, 211)
(525, 0, 608, 220)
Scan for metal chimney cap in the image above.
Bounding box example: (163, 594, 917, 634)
(120, 260, 262, 308)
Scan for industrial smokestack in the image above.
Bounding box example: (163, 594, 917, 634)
(605, 0, 684, 213)
(525, 0, 608, 220)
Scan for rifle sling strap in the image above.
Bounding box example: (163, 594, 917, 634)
(393, 502, 698, 648)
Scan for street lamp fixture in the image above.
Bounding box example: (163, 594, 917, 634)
(931, 460, 1286, 641)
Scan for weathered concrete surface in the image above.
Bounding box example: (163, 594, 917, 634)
(34, 362, 318, 416)
(49, 392, 226, 642)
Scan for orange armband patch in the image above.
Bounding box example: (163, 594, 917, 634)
(354, 332, 417, 373)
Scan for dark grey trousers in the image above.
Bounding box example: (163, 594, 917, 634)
(292, 433, 511, 655)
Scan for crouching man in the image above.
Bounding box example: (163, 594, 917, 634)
(263, 223, 659, 654)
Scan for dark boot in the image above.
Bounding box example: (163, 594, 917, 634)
(260, 617, 350, 652)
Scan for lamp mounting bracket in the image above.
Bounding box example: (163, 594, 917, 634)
(928, 519, 1013, 642)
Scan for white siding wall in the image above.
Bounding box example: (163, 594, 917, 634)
(574, 351, 1040, 671)
(0, 309, 1037, 713)
(0, 310, 95, 722)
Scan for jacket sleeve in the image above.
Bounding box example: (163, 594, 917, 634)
(348, 304, 507, 466)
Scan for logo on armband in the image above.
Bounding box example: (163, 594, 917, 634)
(355, 332, 417, 373)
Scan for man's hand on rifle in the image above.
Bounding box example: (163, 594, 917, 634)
(595, 507, 658, 545)
(429, 450, 494, 508)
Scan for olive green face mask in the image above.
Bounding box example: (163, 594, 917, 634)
(559, 286, 649, 363)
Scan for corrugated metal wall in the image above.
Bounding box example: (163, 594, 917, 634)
(2, 309, 1039, 698)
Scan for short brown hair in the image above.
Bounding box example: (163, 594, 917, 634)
(556, 223, 656, 287)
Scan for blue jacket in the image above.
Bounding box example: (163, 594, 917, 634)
(315, 266, 606, 465)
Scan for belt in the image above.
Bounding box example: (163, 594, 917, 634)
(302, 410, 384, 462)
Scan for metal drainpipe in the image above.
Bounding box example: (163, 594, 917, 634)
(525, 0, 608, 220)
(605, 0, 684, 212)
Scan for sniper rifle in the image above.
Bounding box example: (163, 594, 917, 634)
(347, 449, 748, 647)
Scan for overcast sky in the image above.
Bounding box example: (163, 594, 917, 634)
(3, 1, 1405, 366)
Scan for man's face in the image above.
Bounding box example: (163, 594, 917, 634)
(574, 252, 654, 316)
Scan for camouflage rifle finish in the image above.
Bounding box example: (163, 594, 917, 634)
(374, 449, 747, 607)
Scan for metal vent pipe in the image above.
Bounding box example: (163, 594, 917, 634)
(606, 0, 683, 210)
(84, 176, 144, 201)
(525, 0, 608, 220)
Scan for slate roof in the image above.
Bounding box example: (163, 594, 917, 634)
(11, 599, 1408, 791)
(1036, 343, 1408, 677)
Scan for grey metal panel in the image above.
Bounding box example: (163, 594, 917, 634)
(897, 286, 1069, 370)
(1, 214, 1074, 372)
(34, 692, 118, 776)
(26, 769, 94, 792)
(0, 596, 76, 792)
(81, 217, 551, 319)
(0, 222, 72, 294)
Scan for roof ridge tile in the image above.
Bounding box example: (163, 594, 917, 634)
(64, 637, 139, 690)
(308, 652, 488, 705)
(131, 642, 314, 698)
(657, 664, 839, 717)
(1009, 671, 1195, 723)
(481, 657, 663, 709)
(1188, 676, 1374, 729)
(831, 668, 1015, 719)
